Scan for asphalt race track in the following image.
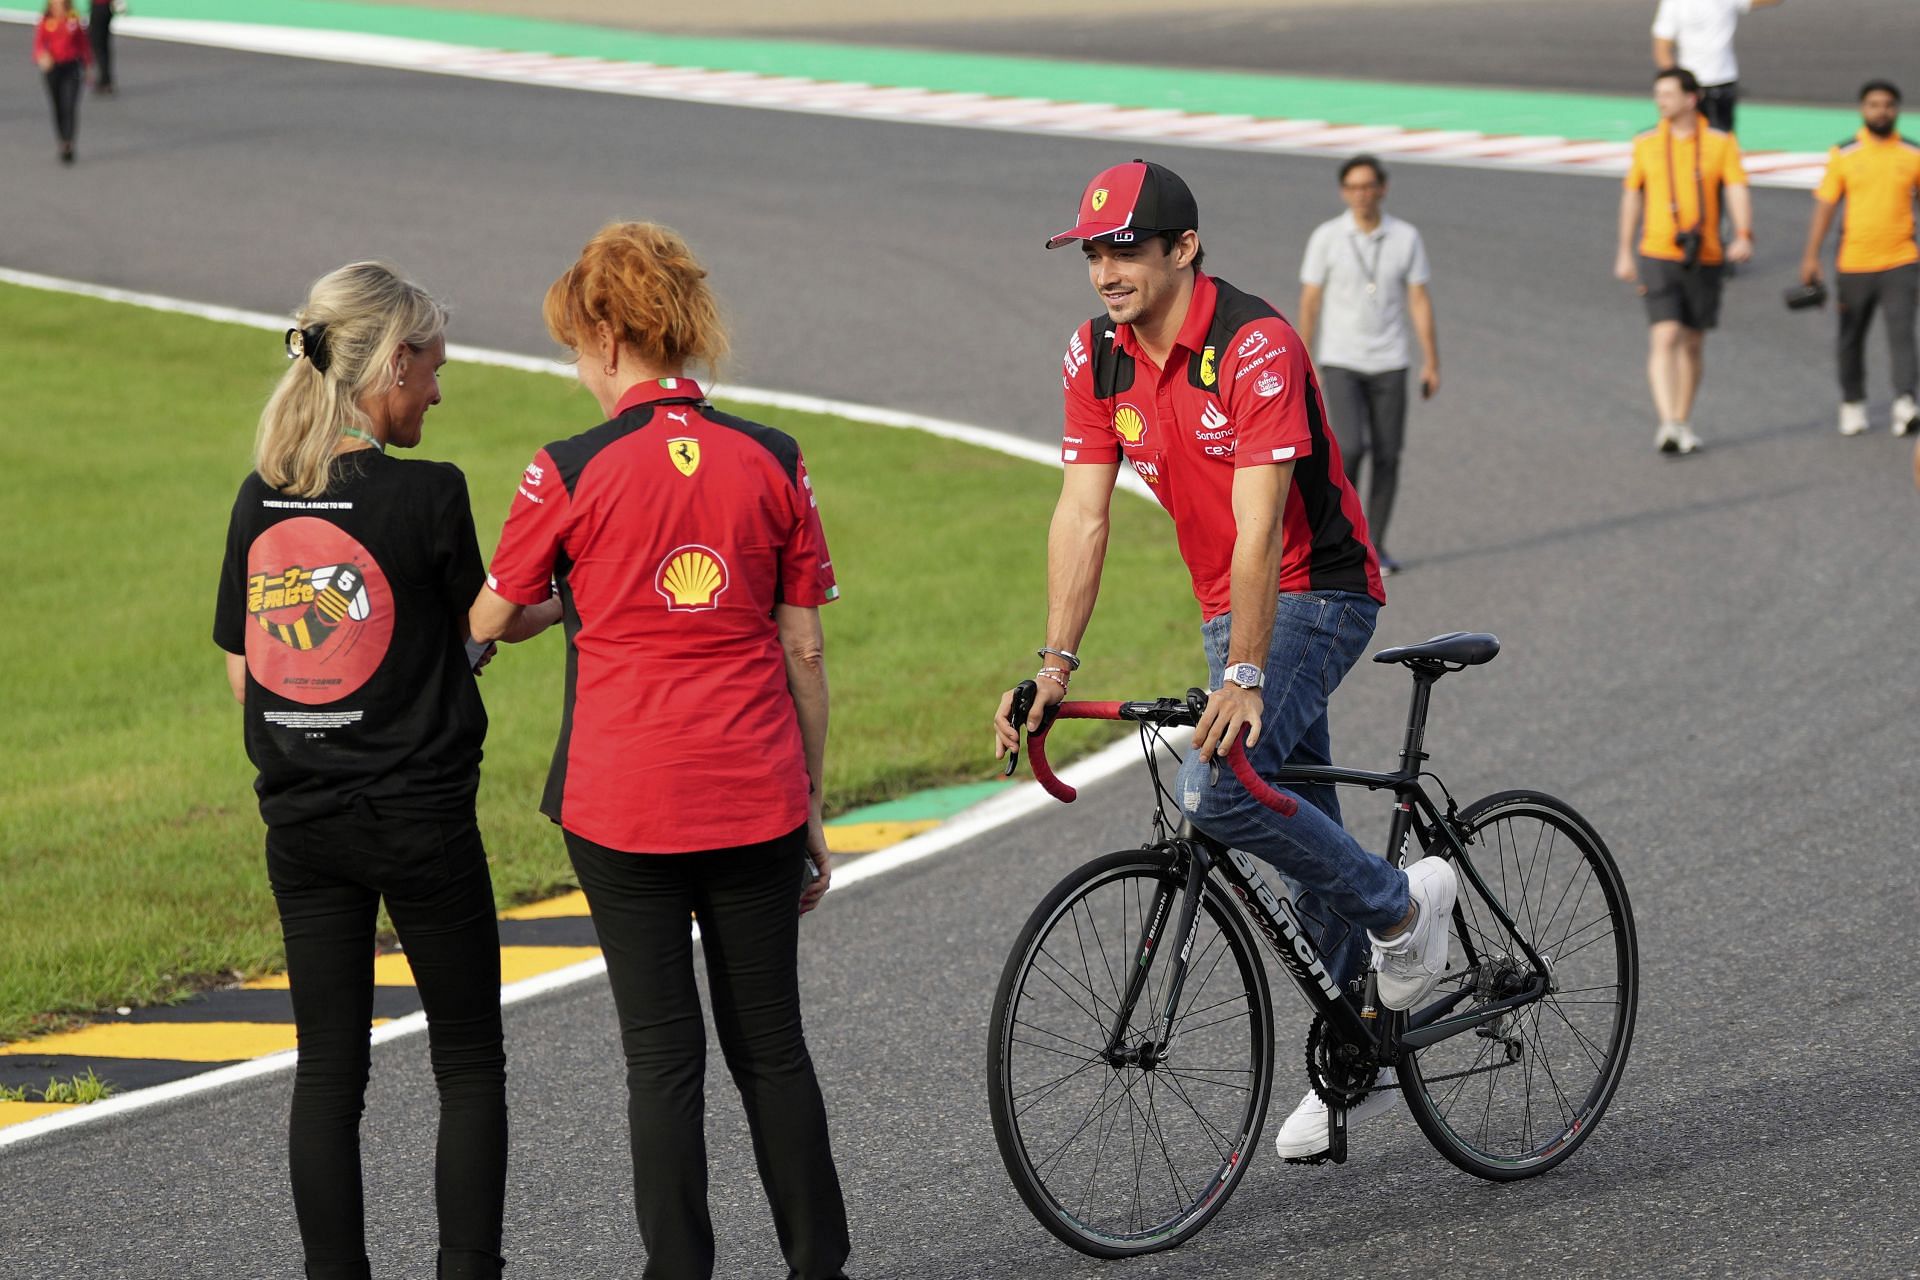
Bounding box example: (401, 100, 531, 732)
(4, 30, 1919, 1280)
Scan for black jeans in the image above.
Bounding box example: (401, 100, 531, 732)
(1700, 81, 1738, 134)
(88, 7, 113, 89)
(566, 826, 850, 1280)
(267, 812, 507, 1280)
(1321, 365, 1410, 555)
(42, 60, 81, 146)
(1837, 264, 1919, 402)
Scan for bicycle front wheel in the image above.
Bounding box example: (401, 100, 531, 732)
(1399, 790, 1639, 1180)
(987, 848, 1274, 1258)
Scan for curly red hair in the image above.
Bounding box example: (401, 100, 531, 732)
(543, 222, 729, 374)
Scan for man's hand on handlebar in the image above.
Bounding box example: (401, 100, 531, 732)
(1193, 683, 1262, 762)
(994, 676, 1066, 760)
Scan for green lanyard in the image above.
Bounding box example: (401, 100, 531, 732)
(340, 426, 385, 452)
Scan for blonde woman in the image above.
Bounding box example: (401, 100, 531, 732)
(31, 0, 91, 164)
(213, 262, 557, 1280)
(471, 223, 849, 1279)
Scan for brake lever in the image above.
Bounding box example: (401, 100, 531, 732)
(1004, 679, 1039, 778)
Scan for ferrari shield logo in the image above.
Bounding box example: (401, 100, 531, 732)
(1199, 345, 1217, 387)
(668, 438, 701, 477)
(1091, 187, 1109, 212)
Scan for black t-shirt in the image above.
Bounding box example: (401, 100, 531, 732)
(213, 451, 488, 826)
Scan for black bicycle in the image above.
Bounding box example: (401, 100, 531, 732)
(986, 632, 1638, 1258)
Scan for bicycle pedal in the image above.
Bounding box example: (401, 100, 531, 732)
(1282, 1152, 1334, 1166)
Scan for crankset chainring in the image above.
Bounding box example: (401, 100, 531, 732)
(1304, 1013, 1378, 1108)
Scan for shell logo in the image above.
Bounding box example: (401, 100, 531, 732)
(1112, 404, 1147, 445)
(656, 544, 730, 612)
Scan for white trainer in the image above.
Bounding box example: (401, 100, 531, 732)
(1368, 857, 1459, 1011)
(1672, 422, 1702, 454)
(1893, 395, 1917, 436)
(1273, 1078, 1397, 1160)
(1654, 421, 1681, 453)
(1839, 401, 1870, 436)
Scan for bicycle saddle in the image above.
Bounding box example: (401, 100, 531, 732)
(1372, 631, 1501, 668)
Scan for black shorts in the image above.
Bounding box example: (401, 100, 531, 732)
(1640, 255, 1724, 331)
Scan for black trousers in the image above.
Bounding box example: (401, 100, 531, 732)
(267, 812, 508, 1280)
(566, 826, 850, 1280)
(1837, 264, 1919, 402)
(42, 60, 81, 145)
(88, 7, 113, 89)
(1321, 365, 1410, 555)
(1700, 81, 1738, 134)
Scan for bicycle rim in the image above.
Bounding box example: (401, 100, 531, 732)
(987, 851, 1273, 1257)
(1399, 791, 1638, 1180)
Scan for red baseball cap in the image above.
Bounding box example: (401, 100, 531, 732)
(1045, 159, 1200, 250)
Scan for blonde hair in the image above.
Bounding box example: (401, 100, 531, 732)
(543, 222, 728, 375)
(254, 262, 448, 498)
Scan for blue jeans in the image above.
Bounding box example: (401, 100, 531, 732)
(1177, 591, 1408, 987)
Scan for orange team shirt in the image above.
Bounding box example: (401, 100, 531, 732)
(1815, 128, 1920, 274)
(1626, 117, 1749, 266)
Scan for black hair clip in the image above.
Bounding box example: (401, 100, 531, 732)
(284, 323, 333, 373)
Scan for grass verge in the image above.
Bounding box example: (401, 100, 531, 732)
(0, 282, 1204, 1042)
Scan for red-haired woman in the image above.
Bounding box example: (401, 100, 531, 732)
(31, 0, 90, 164)
(471, 222, 850, 1280)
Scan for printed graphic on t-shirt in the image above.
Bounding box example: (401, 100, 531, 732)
(243, 517, 394, 704)
(656, 544, 730, 612)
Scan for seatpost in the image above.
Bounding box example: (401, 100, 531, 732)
(1397, 668, 1441, 778)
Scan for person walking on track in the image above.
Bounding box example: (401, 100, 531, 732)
(471, 222, 851, 1280)
(993, 158, 1458, 1163)
(1297, 154, 1440, 576)
(1652, 0, 1784, 135)
(215, 262, 546, 1280)
(31, 0, 90, 165)
(1615, 68, 1754, 455)
(87, 0, 117, 95)
(1801, 79, 1920, 438)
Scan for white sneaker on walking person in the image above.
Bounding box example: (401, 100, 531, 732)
(1654, 421, 1681, 453)
(1839, 401, 1870, 436)
(1368, 857, 1458, 1011)
(1892, 395, 1918, 436)
(1273, 1076, 1397, 1161)
(1672, 422, 1701, 454)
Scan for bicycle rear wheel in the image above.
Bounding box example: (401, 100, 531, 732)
(987, 848, 1274, 1258)
(1399, 790, 1638, 1180)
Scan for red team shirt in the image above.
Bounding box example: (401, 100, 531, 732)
(487, 379, 838, 854)
(1062, 271, 1382, 618)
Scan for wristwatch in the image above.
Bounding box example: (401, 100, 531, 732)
(1224, 663, 1265, 691)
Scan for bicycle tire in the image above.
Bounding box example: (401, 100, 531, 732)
(1398, 790, 1639, 1181)
(987, 848, 1275, 1258)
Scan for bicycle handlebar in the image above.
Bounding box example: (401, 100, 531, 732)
(1017, 693, 1297, 818)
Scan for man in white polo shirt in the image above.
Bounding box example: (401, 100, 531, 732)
(1298, 154, 1439, 576)
(1653, 0, 1785, 134)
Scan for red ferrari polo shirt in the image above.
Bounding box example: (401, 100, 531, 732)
(1062, 271, 1382, 619)
(486, 379, 838, 853)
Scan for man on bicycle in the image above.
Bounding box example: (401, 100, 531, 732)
(993, 159, 1458, 1161)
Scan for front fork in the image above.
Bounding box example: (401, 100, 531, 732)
(1104, 840, 1211, 1068)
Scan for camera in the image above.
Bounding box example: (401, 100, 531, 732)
(1674, 230, 1704, 269)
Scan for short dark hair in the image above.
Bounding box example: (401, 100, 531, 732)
(1861, 78, 1902, 103)
(1339, 154, 1387, 186)
(1654, 67, 1701, 97)
(1151, 229, 1205, 273)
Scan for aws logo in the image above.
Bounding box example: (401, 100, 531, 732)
(656, 545, 730, 612)
(1112, 404, 1148, 445)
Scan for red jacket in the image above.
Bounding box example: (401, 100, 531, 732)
(32, 14, 92, 66)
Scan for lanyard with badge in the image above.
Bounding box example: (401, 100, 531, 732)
(1664, 116, 1708, 268)
(1347, 229, 1387, 302)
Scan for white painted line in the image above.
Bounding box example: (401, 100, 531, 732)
(0, 267, 1156, 1151)
(0, 8, 1826, 188)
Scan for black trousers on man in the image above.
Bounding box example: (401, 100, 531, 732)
(567, 826, 850, 1280)
(42, 60, 82, 149)
(267, 812, 508, 1280)
(1321, 365, 1410, 557)
(88, 4, 114, 91)
(1700, 81, 1738, 133)
(1837, 264, 1919, 403)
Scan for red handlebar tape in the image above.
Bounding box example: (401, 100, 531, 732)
(1024, 703, 1296, 817)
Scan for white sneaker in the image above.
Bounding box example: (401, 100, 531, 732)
(1654, 421, 1681, 453)
(1893, 395, 1918, 436)
(1369, 858, 1458, 1011)
(1839, 401, 1870, 436)
(1273, 1078, 1398, 1160)
(1672, 422, 1701, 454)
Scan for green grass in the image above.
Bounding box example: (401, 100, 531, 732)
(0, 282, 1204, 1043)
